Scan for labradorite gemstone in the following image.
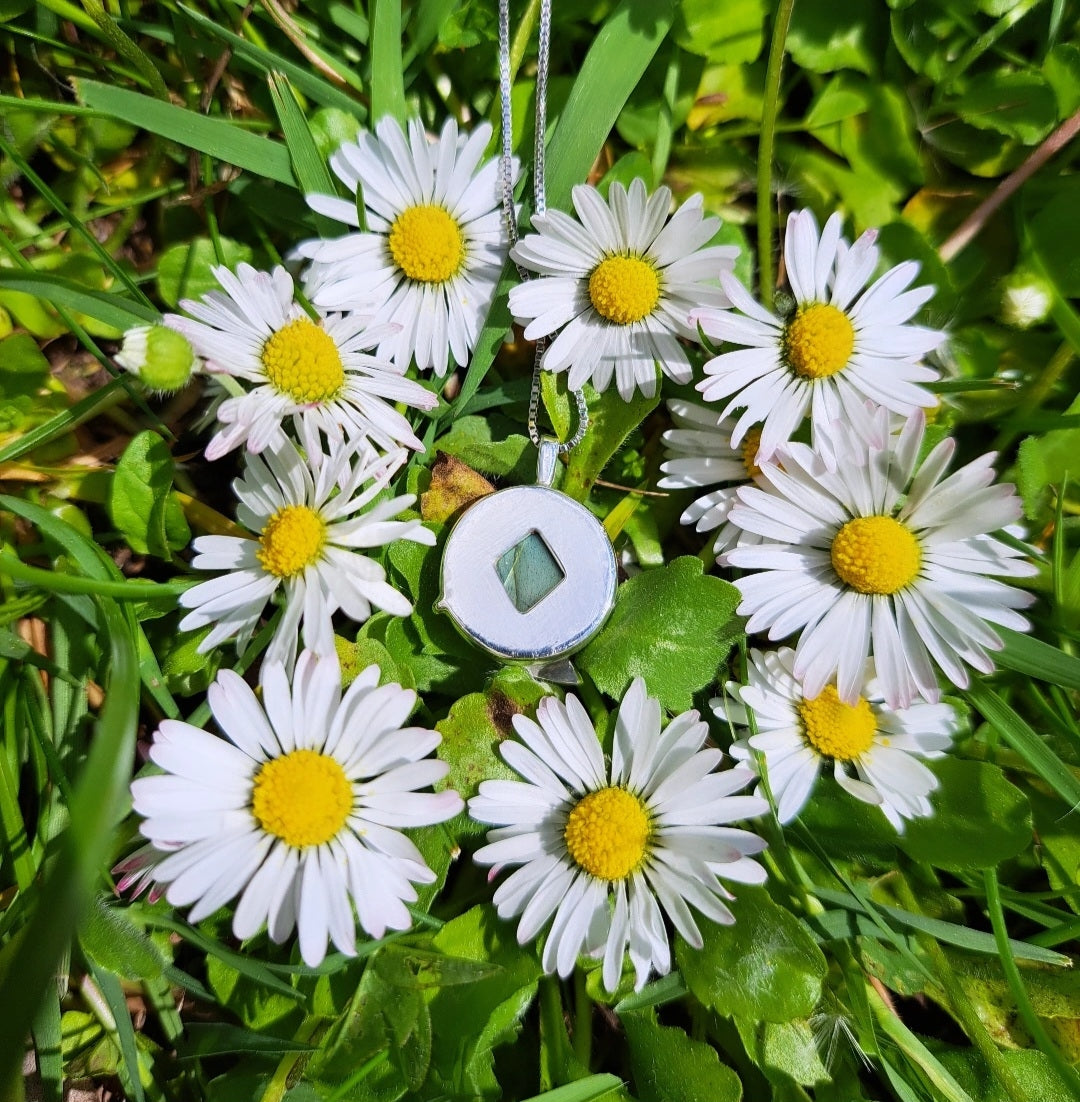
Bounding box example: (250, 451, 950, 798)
(495, 529, 565, 613)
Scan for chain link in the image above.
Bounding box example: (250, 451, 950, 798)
(498, 0, 587, 453)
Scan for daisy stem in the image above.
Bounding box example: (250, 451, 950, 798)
(756, 0, 797, 310)
(984, 868, 1080, 1098)
(538, 974, 568, 1089)
(572, 967, 593, 1070)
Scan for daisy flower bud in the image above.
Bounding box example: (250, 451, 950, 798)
(115, 323, 200, 394)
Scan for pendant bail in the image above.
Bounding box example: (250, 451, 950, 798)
(537, 436, 559, 487)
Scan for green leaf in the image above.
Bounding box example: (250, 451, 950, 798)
(676, 886, 826, 1023)
(334, 634, 410, 689)
(898, 759, 1031, 871)
(425, 906, 543, 1099)
(108, 431, 191, 558)
(78, 894, 164, 981)
(623, 1010, 741, 1102)
(735, 1017, 831, 1087)
(1029, 178, 1080, 299)
(787, 0, 887, 75)
(673, 0, 767, 64)
(938, 1046, 1078, 1102)
(156, 236, 253, 309)
(0, 332, 49, 376)
(435, 672, 547, 838)
(74, 79, 296, 185)
(1044, 43, 1080, 116)
(579, 557, 741, 712)
(434, 415, 533, 480)
(562, 384, 660, 502)
(947, 70, 1057, 144)
(176, 1022, 318, 1059)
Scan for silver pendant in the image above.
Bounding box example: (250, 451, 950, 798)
(437, 440, 617, 663)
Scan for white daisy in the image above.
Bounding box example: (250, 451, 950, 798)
(508, 179, 738, 400)
(724, 409, 1037, 710)
(298, 116, 511, 377)
(167, 263, 436, 460)
(718, 648, 956, 830)
(658, 399, 765, 558)
(469, 678, 768, 992)
(178, 433, 434, 669)
(130, 650, 463, 966)
(694, 209, 946, 464)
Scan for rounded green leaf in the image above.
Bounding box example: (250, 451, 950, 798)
(898, 759, 1032, 870)
(676, 886, 826, 1023)
(578, 557, 742, 713)
(623, 1010, 742, 1102)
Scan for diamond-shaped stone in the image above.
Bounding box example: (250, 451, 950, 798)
(495, 529, 565, 613)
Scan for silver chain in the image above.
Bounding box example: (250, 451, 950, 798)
(498, 0, 588, 453)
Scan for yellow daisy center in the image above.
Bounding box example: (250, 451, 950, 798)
(251, 749, 353, 848)
(260, 318, 345, 404)
(830, 515, 922, 595)
(741, 427, 763, 478)
(784, 303, 855, 379)
(257, 505, 326, 579)
(798, 685, 877, 761)
(563, 786, 650, 881)
(588, 256, 660, 325)
(388, 204, 464, 283)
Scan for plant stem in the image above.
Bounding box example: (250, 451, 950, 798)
(984, 869, 1080, 1097)
(539, 974, 566, 1090)
(573, 967, 593, 1070)
(757, 0, 797, 308)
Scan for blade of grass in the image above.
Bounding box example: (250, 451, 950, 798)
(174, 5, 364, 115)
(995, 627, 1080, 691)
(812, 888, 1069, 966)
(453, 0, 674, 423)
(89, 964, 147, 1102)
(267, 72, 340, 237)
(0, 272, 158, 331)
(520, 1075, 624, 1102)
(30, 994, 63, 1102)
(80, 0, 168, 100)
(370, 0, 406, 124)
(0, 378, 132, 466)
(964, 682, 1080, 808)
(0, 554, 190, 601)
(984, 869, 1080, 1097)
(868, 984, 976, 1102)
(0, 593, 138, 1088)
(74, 79, 296, 186)
(0, 134, 153, 307)
(544, 0, 674, 210)
(134, 911, 304, 1001)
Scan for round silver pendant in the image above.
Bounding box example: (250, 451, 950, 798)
(437, 481, 617, 663)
